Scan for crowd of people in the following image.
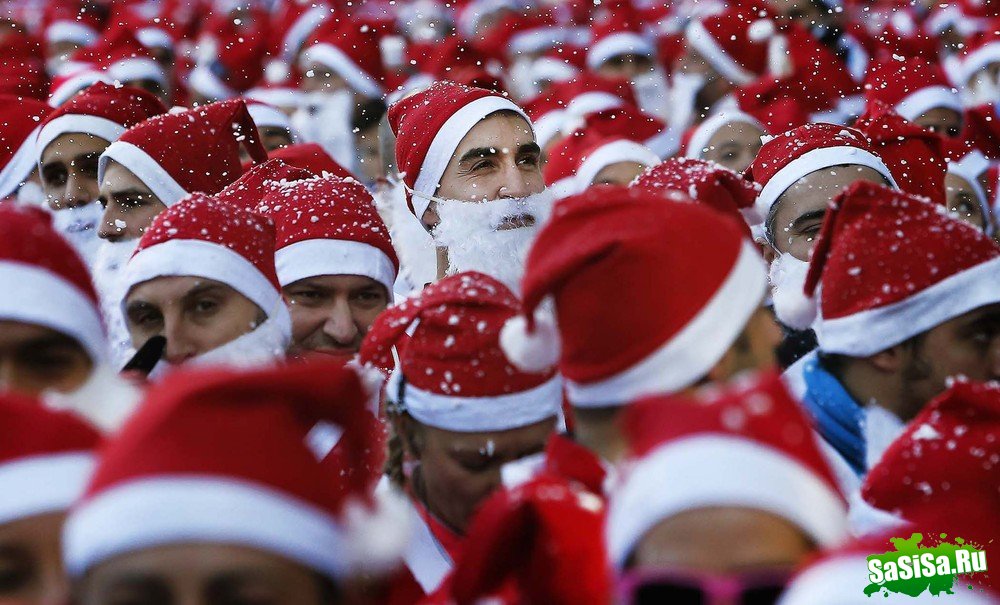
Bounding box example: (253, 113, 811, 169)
(0, 0, 998, 603)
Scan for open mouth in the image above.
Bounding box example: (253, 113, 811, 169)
(497, 213, 536, 230)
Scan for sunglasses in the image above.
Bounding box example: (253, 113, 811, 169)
(617, 568, 791, 605)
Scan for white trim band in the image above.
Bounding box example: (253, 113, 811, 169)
(122, 239, 282, 317)
(0, 262, 105, 361)
(99, 141, 188, 208)
(685, 20, 755, 86)
(276, 239, 397, 293)
(685, 110, 763, 159)
(0, 452, 94, 526)
(64, 477, 350, 579)
(586, 32, 655, 70)
(816, 254, 1000, 357)
(247, 103, 293, 132)
(108, 58, 168, 88)
(576, 140, 659, 191)
(411, 95, 530, 219)
(48, 72, 109, 108)
(301, 43, 383, 99)
(37, 115, 124, 160)
(400, 375, 562, 433)
(894, 85, 963, 122)
(566, 240, 767, 407)
(187, 63, 236, 101)
(962, 41, 1000, 85)
(0, 125, 41, 199)
(46, 21, 97, 45)
(606, 435, 847, 567)
(755, 146, 897, 223)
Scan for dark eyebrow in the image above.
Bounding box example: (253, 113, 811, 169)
(125, 299, 157, 315)
(73, 151, 101, 162)
(790, 209, 827, 232)
(458, 146, 500, 164)
(181, 283, 228, 302)
(516, 142, 541, 156)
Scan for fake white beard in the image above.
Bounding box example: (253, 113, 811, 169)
(768, 253, 818, 331)
(632, 69, 671, 120)
(373, 179, 437, 294)
(92, 238, 141, 369)
(431, 190, 554, 293)
(291, 90, 357, 171)
(50, 201, 103, 267)
(43, 362, 142, 433)
(15, 182, 45, 206)
(667, 72, 707, 134)
(147, 314, 288, 380)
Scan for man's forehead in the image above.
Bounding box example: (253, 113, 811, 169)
(128, 276, 232, 304)
(285, 274, 384, 291)
(101, 161, 155, 195)
(454, 112, 535, 156)
(0, 320, 79, 348)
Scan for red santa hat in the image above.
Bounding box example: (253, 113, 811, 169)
(300, 17, 387, 99)
(188, 13, 270, 100)
(454, 0, 516, 38)
(0, 206, 105, 361)
(0, 94, 50, 199)
(120, 193, 291, 339)
(581, 105, 676, 158)
(744, 123, 897, 225)
(586, 0, 655, 70)
(64, 24, 168, 92)
(0, 33, 47, 101)
(269, 143, 354, 179)
(446, 473, 611, 605)
(36, 81, 167, 161)
(607, 371, 848, 567)
(268, 0, 331, 62)
(262, 176, 399, 294)
(545, 133, 658, 197)
(215, 158, 315, 213)
(387, 80, 531, 218)
(47, 71, 110, 108)
(681, 109, 765, 159)
(559, 73, 639, 119)
(632, 157, 760, 236)
(864, 57, 962, 123)
(684, 8, 771, 86)
(960, 28, 1000, 85)
(805, 182, 1000, 357)
(43, 0, 102, 47)
(0, 392, 101, 527)
(416, 35, 492, 80)
(474, 11, 565, 62)
(98, 99, 268, 208)
(359, 272, 561, 433)
(500, 186, 767, 407)
(63, 360, 402, 579)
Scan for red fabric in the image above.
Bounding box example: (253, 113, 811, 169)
(134, 192, 282, 292)
(963, 104, 1000, 160)
(115, 99, 267, 195)
(198, 10, 271, 93)
(863, 56, 958, 116)
(216, 158, 315, 212)
(690, 8, 770, 79)
(804, 182, 1000, 319)
(359, 272, 555, 397)
(40, 81, 167, 141)
(67, 22, 161, 75)
(0, 31, 47, 100)
(582, 105, 668, 150)
(416, 35, 491, 80)
(518, 186, 745, 384)
(304, 16, 388, 90)
(0, 391, 101, 463)
(269, 143, 354, 180)
(0, 94, 50, 166)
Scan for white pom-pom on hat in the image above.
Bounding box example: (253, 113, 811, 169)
(500, 310, 561, 373)
(747, 19, 775, 42)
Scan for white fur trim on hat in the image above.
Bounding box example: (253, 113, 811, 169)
(46, 21, 97, 46)
(411, 95, 531, 219)
(530, 57, 578, 84)
(0, 125, 41, 199)
(137, 27, 173, 50)
(98, 141, 188, 208)
(644, 126, 681, 159)
(187, 63, 236, 100)
(685, 20, 756, 86)
(566, 240, 768, 407)
(962, 41, 1000, 85)
(246, 87, 303, 110)
(0, 262, 105, 362)
(247, 102, 294, 134)
(685, 110, 763, 159)
(108, 57, 168, 88)
(894, 85, 963, 122)
(532, 110, 566, 151)
(276, 239, 397, 294)
(395, 373, 562, 432)
(816, 254, 1000, 357)
(586, 32, 655, 71)
(301, 43, 383, 99)
(63, 477, 352, 578)
(755, 146, 897, 225)
(576, 140, 659, 190)
(607, 435, 847, 567)
(0, 452, 94, 526)
(47, 72, 110, 108)
(36, 115, 124, 161)
(281, 6, 329, 60)
(121, 238, 282, 320)
(509, 28, 564, 56)
(566, 92, 624, 118)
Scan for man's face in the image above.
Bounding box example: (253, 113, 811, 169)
(629, 507, 813, 572)
(283, 275, 389, 359)
(944, 172, 987, 232)
(121, 78, 169, 104)
(591, 161, 649, 187)
(402, 416, 554, 534)
(700, 121, 765, 173)
(717, 306, 782, 379)
(766, 0, 826, 28)
(430, 112, 544, 211)
(0, 512, 69, 605)
(98, 160, 168, 242)
(0, 321, 92, 396)
(673, 47, 732, 110)
(256, 126, 294, 155)
(898, 303, 1000, 420)
(768, 165, 889, 261)
(355, 123, 383, 184)
(595, 53, 654, 81)
(78, 543, 333, 605)
(40, 134, 108, 211)
(914, 107, 963, 139)
(124, 277, 264, 365)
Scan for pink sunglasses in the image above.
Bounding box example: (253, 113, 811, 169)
(617, 568, 792, 605)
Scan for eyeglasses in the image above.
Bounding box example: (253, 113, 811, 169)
(617, 568, 792, 605)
